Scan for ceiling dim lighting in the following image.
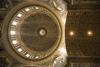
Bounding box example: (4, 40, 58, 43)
(18, 48, 22, 52)
(12, 40, 17, 44)
(88, 32, 92, 35)
(17, 13, 22, 17)
(26, 54, 30, 57)
(25, 8, 29, 11)
(60, 48, 66, 53)
(70, 32, 74, 35)
(12, 21, 17, 25)
(88, 31, 92, 36)
(11, 31, 15, 35)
